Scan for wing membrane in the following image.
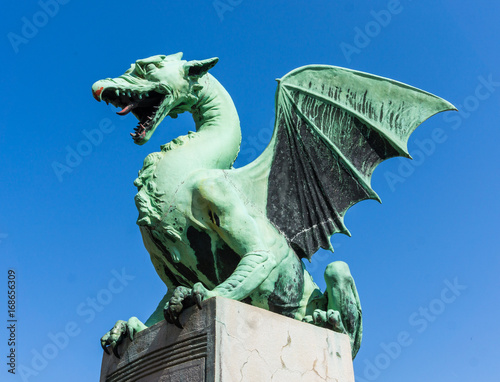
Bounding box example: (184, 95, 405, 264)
(233, 65, 456, 260)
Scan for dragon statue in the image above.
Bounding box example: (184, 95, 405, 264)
(92, 52, 455, 359)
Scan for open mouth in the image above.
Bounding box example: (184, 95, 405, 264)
(97, 86, 171, 145)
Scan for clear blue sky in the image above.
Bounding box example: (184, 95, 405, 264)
(2, 0, 499, 381)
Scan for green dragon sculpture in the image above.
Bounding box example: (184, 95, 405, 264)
(92, 53, 455, 359)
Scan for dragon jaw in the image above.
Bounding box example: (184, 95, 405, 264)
(91, 53, 219, 145)
(93, 84, 174, 145)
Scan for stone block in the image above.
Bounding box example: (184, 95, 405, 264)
(100, 296, 355, 381)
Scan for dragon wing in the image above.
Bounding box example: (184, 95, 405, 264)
(229, 65, 456, 260)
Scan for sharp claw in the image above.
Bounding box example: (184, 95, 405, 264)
(165, 305, 183, 329)
(164, 308, 173, 324)
(195, 294, 202, 310)
(174, 317, 184, 329)
(169, 309, 180, 328)
(101, 341, 110, 355)
(129, 328, 134, 342)
(112, 344, 121, 359)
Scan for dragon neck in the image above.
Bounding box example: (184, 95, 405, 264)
(183, 73, 241, 169)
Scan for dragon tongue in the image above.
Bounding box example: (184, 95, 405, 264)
(116, 101, 137, 115)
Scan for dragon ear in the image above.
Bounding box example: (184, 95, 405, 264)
(164, 52, 183, 61)
(184, 57, 219, 77)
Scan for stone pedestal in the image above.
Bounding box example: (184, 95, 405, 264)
(100, 296, 355, 382)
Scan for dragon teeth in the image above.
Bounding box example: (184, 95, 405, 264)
(115, 89, 120, 96)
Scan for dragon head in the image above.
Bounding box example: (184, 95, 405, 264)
(92, 52, 218, 145)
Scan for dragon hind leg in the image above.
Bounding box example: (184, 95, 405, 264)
(324, 261, 362, 358)
(303, 261, 362, 358)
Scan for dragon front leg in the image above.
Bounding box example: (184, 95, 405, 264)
(206, 250, 277, 300)
(162, 250, 277, 327)
(197, 178, 281, 300)
(164, 177, 281, 313)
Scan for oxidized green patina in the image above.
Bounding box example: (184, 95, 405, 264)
(92, 53, 455, 359)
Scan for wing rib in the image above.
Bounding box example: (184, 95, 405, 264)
(283, 83, 410, 158)
(282, 87, 381, 203)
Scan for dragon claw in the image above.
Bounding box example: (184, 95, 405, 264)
(192, 282, 213, 309)
(112, 343, 121, 359)
(312, 309, 326, 324)
(163, 285, 211, 327)
(100, 318, 147, 358)
(194, 293, 203, 310)
(310, 309, 347, 334)
(163, 308, 174, 324)
(173, 317, 184, 329)
(101, 340, 110, 355)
